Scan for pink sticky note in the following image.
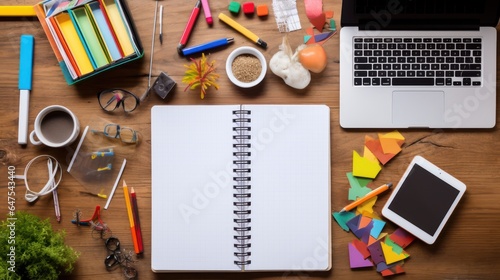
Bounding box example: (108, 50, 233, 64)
(304, 0, 326, 31)
(348, 242, 373, 268)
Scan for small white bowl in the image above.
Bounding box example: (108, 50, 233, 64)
(226, 46, 267, 88)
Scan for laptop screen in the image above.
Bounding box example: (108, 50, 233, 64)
(342, 0, 500, 30)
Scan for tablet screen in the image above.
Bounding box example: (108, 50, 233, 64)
(387, 163, 460, 236)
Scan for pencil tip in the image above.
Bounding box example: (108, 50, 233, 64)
(123, 180, 127, 186)
(387, 183, 393, 188)
(131, 187, 135, 193)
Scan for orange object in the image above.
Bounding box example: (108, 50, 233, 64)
(340, 183, 393, 212)
(256, 4, 268, 17)
(123, 180, 140, 254)
(298, 44, 328, 73)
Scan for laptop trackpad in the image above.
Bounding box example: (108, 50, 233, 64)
(392, 91, 444, 127)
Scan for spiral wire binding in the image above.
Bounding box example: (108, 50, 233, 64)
(232, 107, 252, 268)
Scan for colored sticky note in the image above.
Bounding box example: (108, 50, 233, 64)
(370, 218, 386, 239)
(349, 242, 374, 268)
(363, 145, 378, 163)
(367, 239, 385, 264)
(333, 211, 356, 231)
(353, 221, 373, 242)
(381, 241, 410, 264)
(346, 214, 362, 232)
(304, 0, 326, 31)
(389, 228, 415, 249)
(348, 185, 372, 201)
(356, 196, 377, 214)
(365, 136, 397, 165)
(381, 130, 405, 142)
(384, 237, 404, 255)
(379, 135, 402, 154)
(359, 215, 373, 228)
(352, 239, 371, 259)
(352, 150, 381, 179)
(380, 264, 405, 276)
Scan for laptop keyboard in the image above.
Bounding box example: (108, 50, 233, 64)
(353, 37, 482, 87)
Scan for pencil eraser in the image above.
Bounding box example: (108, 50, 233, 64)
(19, 34, 34, 90)
(242, 2, 255, 15)
(256, 4, 268, 17)
(228, 1, 240, 14)
(206, 16, 213, 25)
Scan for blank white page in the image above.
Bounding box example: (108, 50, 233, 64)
(245, 105, 331, 271)
(151, 105, 238, 272)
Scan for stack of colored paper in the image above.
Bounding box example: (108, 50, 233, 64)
(333, 131, 416, 277)
(33, 0, 143, 84)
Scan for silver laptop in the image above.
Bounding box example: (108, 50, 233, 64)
(340, 0, 499, 128)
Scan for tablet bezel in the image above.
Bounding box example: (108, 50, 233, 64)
(381, 156, 466, 244)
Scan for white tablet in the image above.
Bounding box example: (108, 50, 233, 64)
(382, 156, 466, 244)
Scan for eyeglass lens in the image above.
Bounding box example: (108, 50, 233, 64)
(99, 89, 139, 112)
(104, 125, 137, 143)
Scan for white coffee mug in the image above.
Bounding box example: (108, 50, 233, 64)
(30, 105, 80, 148)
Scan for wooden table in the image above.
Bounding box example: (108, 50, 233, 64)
(1, 1, 499, 279)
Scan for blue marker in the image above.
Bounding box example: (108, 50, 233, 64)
(182, 37, 234, 56)
(18, 34, 34, 145)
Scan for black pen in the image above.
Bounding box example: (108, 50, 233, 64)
(181, 37, 234, 56)
(177, 0, 202, 54)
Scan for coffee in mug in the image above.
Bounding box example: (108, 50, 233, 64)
(30, 105, 80, 148)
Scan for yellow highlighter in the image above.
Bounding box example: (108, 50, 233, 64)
(218, 12, 267, 49)
(0, 6, 36, 17)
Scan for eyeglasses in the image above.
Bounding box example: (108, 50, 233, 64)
(98, 89, 140, 113)
(91, 124, 138, 144)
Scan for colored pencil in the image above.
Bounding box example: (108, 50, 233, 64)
(123, 180, 139, 254)
(339, 183, 393, 212)
(130, 187, 144, 254)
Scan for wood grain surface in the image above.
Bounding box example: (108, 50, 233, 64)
(1, 1, 499, 279)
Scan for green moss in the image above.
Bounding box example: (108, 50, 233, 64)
(0, 212, 80, 280)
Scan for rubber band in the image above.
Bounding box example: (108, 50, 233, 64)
(15, 155, 62, 202)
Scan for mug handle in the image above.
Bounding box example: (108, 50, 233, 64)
(29, 130, 42, 146)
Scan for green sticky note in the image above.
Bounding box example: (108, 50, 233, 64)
(333, 211, 356, 232)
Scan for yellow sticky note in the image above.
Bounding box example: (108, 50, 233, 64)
(356, 196, 377, 214)
(381, 241, 410, 264)
(352, 150, 381, 179)
(381, 130, 405, 141)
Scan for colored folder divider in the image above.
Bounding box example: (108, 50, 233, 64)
(69, 6, 109, 69)
(34, 0, 143, 85)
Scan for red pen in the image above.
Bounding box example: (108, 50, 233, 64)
(177, 0, 201, 54)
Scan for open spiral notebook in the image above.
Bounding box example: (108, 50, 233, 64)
(151, 105, 332, 272)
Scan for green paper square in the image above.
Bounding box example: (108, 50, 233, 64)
(229, 1, 241, 13)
